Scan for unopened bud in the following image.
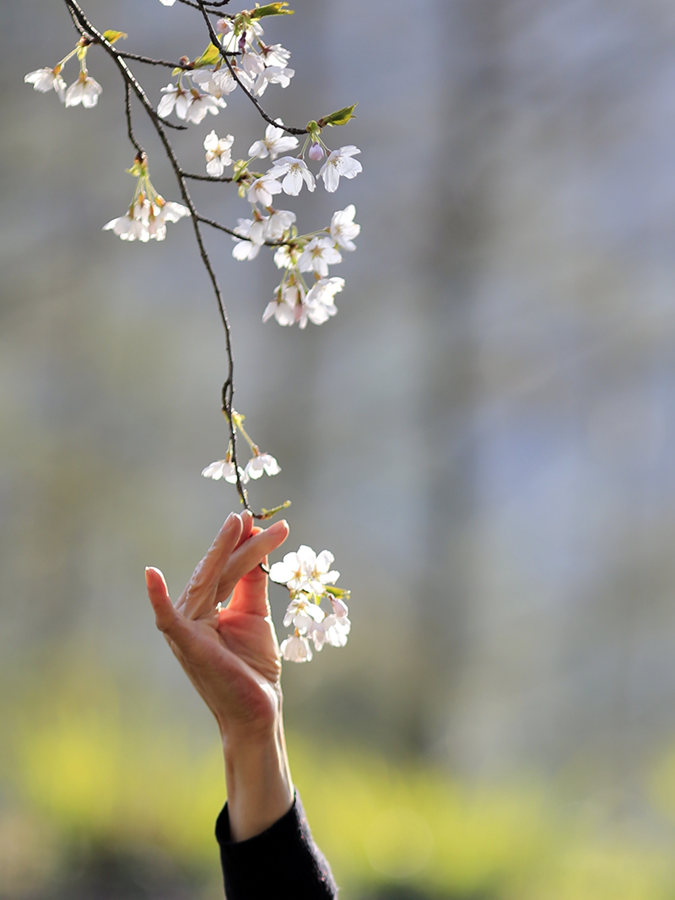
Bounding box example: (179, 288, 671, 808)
(308, 142, 325, 161)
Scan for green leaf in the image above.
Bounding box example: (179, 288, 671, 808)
(194, 42, 221, 68)
(102, 30, 128, 45)
(251, 3, 294, 20)
(317, 103, 357, 128)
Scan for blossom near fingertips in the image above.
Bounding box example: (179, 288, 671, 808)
(269, 545, 351, 662)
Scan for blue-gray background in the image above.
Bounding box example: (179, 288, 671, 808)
(3, 1, 675, 897)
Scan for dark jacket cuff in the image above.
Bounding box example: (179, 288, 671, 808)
(216, 791, 337, 898)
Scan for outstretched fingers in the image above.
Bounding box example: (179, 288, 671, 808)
(179, 512, 244, 618)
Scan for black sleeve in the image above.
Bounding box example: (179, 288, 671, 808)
(215, 791, 338, 899)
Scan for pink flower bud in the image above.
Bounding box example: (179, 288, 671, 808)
(308, 142, 325, 162)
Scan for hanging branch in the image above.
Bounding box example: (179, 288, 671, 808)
(25, 0, 362, 659)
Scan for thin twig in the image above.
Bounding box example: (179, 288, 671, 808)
(184, 172, 233, 183)
(116, 50, 191, 69)
(124, 81, 143, 155)
(175, 0, 233, 13)
(198, 215, 287, 248)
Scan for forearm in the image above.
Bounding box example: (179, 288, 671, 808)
(222, 718, 294, 842)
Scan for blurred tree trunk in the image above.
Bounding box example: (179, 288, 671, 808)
(408, 0, 509, 761)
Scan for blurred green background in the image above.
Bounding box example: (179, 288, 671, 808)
(3, 1, 675, 897)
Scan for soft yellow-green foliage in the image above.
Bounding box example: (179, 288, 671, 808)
(4, 668, 675, 899)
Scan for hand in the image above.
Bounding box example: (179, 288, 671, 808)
(145, 511, 294, 839)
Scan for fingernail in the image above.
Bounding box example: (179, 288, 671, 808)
(268, 519, 288, 533)
(145, 566, 168, 590)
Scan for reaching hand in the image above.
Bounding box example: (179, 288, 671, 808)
(144, 511, 290, 744)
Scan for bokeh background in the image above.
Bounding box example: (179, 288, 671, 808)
(3, 0, 675, 897)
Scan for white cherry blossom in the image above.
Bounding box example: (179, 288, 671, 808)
(298, 237, 342, 277)
(262, 283, 302, 326)
(64, 72, 102, 109)
(264, 209, 296, 241)
(191, 68, 238, 98)
(232, 214, 265, 259)
(329, 595, 350, 618)
(319, 145, 362, 193)
(283, 596, 325, 632)
(304, 277, 344, 326)
(238, 51, 265, 92)
(248, 123, 299, 160)
(103, 208, 146, 242)
(232, 237, 262, 261)
(311, 614, 351, 651)
(267, 157, 315, 196)
(234, 215, 267, 247)
(24, 67, 66, 101)
(270, 545, 339, 596)
(261, 43, 291, 68)
(254, 65, 295, 96)
(184, 91, 225, 124)
(157, 83, 187, 119)
(158, 84, 224, 122)
(150, 200, 190, 240)
(204, 130, 234, 176)
(158, 0, 176, 5)
(329, 204, 360, 251)
(201, 458, 248, 484)
(273, 244, 301, 270)
(247, 173, 283, 207)
(280, 634, 312, 663)
(245, 452, 281, 480)
(103, 195, 189, 243)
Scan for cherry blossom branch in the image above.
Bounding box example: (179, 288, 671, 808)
(29, 0, 361, 658)
(47, 0, 360, 520)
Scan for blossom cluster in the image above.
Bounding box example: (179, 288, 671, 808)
(202, 451, 280, 484)
(103, 157, 189, 242)
(25, 62, 101, 109)
(269, 545, 351, 662)
(157, 12, 294, 124)
(202, 410, 280, 485)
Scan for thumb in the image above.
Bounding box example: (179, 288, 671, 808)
(145, 566, 178, 634)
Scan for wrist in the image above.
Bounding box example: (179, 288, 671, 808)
(222, 717, 294, 842)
